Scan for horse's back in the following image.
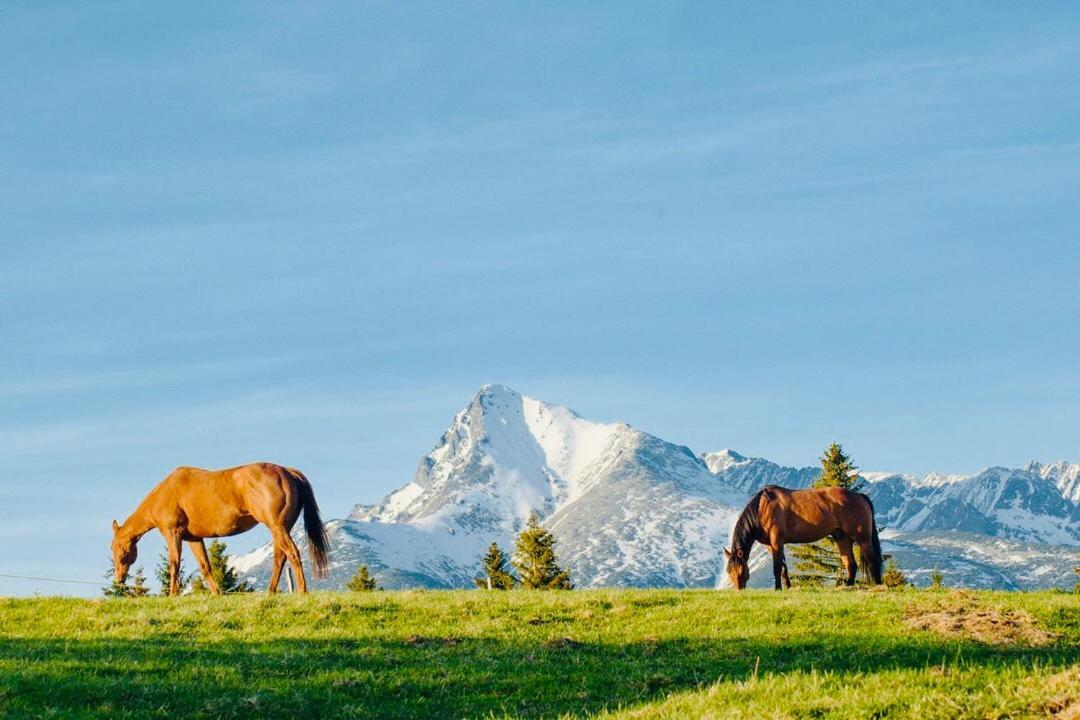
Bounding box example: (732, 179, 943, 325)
(161, 462, 301, 537)
(168, 462, 294, 487)
(157, 463, 293, 506)
(760, 485, 872, 542)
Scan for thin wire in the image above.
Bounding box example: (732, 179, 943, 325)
(0, 572, 295, 597)
(0, 572, 276, 595)
(0, 572, 102, 586)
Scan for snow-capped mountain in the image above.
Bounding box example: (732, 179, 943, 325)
(863, 468, 1080, 546)
(234, 385, 1080, 591)
(1029, 460, 1080, 504)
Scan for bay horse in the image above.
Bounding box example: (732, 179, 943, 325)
(724, 485, 882, 590)
(111, 463, 330, 595)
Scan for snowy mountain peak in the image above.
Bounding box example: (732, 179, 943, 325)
(701, 449, 749, 474)
(469, 383, 524, 414)
(350, 385, 626, 531)
(1027, 460, 1080, 503)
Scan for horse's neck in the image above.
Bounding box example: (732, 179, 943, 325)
(121, 499, 156, 538)
(734, 509, 760, 556)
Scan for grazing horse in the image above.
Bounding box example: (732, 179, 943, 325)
(724, 485, 882, 590)
(111, 463, 330, 595)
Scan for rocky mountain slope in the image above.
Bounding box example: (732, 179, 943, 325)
(233, 385, 1080, 590)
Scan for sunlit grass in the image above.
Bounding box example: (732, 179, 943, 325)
(0, 588, 1076, 718)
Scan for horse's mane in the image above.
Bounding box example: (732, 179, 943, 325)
(731, 487, 770, 553)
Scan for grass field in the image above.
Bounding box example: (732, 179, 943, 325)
(0, 588, 1076, 719)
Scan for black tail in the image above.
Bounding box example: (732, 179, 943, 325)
(294, 470, 330, 578)
(863, 494, 884, 584)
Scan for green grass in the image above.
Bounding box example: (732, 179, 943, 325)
(0, 588, 1076, 719)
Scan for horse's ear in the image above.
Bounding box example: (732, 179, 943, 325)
(112, 520, 119, 534)
(723, 547, 731, 558)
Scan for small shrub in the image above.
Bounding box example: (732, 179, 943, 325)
(882, 558, 907, 588)
(347, 564, 379, 592)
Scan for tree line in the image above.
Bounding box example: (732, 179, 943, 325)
(347, 512, 572, 592)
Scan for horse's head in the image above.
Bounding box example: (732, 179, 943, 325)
(724, 546, 749, 590)
(110, 520, 137, 583)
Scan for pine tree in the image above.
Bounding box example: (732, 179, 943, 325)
(475, 542, 516, 590)
(191, 540, 253, 594)
(930, 568, 945, 590)
(129, 566, 151, 597)
(513, 513, 572, 590)
(792, 443, 862, 587)
(881, 558, 907, 588)
(347, 564, 379, 591)
(1073, 565, 1078, 593)
(817, 442, 864, 492)
(154, 552, 191, 596)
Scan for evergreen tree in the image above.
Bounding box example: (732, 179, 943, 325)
(154, 552, 191, 596)
(475, 542, 516, 590)
(191, 540, 253, 594)
(347, 564, 379, 592)
(1073, 565, 1078, 593)
(817, 442, 864, 492)
(881, 558, 907, 588)
(792, 443, 862, 587)
(129, 566, 151, 597)
(513, 513, 572, 590)
(930, 568, 945, 590)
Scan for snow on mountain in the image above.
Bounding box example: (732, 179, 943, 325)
(1029, 460, 1080, 504)
(350, 384, 625, 531)
(700, 449, 818, 494)
(233, 385, 1080, 591)
(864, 466, 1080, 546)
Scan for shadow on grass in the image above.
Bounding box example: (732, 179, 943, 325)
(0, 632, 1074, 719)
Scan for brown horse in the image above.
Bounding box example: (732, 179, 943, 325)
(111, 463, 329, 595)
(724, 485, 882, 590)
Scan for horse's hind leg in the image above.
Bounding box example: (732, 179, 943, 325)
(780, 553, 791, 590)
(857, 540, 881, 585)
(188, 539, 221, 595)
(835, 537, 857, 586)
(267, 546, 286, 593)
(271, 526, 308, 593)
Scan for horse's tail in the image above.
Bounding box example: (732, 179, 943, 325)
(293, 470, 330, 578)
(863, 493, 884, 584)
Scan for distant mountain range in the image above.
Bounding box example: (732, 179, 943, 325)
(234, 385, 1080, 590)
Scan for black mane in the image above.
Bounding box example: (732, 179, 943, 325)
(731, 487, 770, 555)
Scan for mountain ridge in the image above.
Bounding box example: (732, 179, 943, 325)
(234, 384, 1079, 590)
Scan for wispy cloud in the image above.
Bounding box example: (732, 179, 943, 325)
(0, 353, 316, 398)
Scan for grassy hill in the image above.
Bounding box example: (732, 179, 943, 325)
(0, 588, 1076, 719)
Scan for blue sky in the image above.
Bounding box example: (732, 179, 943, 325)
(2, 3, 1079, 595)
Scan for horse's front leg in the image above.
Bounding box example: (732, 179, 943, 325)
(770, 545, 786, 591)
(165, 528, 185, 596)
